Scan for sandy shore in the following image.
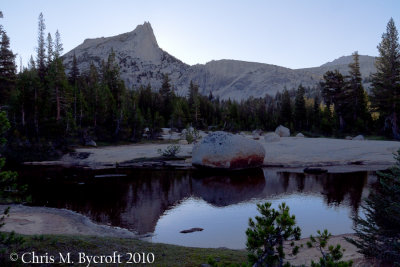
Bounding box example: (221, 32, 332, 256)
(38, 137, 400, 171)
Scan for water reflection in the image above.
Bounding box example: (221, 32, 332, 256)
(19, 167, 377, 248)
(192, 170, 266, 206)
(262, 170, 373, 212)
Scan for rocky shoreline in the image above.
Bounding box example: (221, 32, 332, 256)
(23, 137, 400, 172)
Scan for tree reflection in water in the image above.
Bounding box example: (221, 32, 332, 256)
(19, 166, 377, 240)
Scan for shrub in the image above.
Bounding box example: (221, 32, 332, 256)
(183, 127, 200, 144)
(157, 144, 181, 158)
(246, 202, 301, 267)
(307, 229, 353, 267)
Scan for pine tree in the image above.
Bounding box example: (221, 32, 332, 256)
(15, 66, 39, 133)
(313, 96, 321, 130)
(171, 98, 187, 129)
(188, 80, 201, 126)
(102, 51, 126, 138)
(45, 57, 71, 131)
(208, 91, 213, 101)
(27, 56, 40, 137)
(371, 18, 400, 139)
(246, 202, 301, 267)
(44, 30, 70, 130)
(280, 89, 292, 127)
(294, 85, 306, 131)
(159, 74, 173, 125)
(86, 62, 100, 128)
(36, 13, 46, 81)
(46, 33, 53, 66)
(347, 150, 400, 265)
(69, 54, 80, 125)
(0, 30, 16, 105)
(54, 30, 63, 59)
(347, 51, 369, 132)
(321, 70, 347, 131)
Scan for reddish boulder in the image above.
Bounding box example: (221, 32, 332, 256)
(192, 131, 265, 170)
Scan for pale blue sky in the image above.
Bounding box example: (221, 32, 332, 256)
(1, 0, 399, 69)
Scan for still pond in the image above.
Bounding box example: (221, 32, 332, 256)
(18, 167, 376, 249)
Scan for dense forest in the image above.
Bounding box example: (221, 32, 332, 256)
(0, 13, 400, 161)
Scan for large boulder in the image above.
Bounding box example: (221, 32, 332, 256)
(85, 139, 97, 147)
(275, 125, 290, 137)
(264, 132, 280, 142)
(192, 131, 265, 170)
(353, 135, 365, 141)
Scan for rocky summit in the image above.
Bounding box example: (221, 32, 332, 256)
(63, 22, 376, 100)
(63, 22, 189, 92)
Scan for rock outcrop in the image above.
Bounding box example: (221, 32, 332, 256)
(63, 22, 189, 92)
(192, 131, 265, 170)
(352, 135, 365, 141)
(264, 132, 280, 142)
(275, 125, 290, 137)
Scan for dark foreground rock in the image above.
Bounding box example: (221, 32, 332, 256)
(180, 227, 204, 234)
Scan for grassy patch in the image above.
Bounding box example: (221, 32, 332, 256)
(2, 233, 247, 266)
(364, 135, 392, 141)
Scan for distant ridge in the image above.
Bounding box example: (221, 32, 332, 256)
(63, 22, 376, 100)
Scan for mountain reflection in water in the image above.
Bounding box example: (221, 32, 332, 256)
(19, 167, 377, 249)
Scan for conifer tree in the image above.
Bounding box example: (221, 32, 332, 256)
(188, 80, 201, 126)
(54, 30, 63, 59)
(102, 51, 126, 138)
(0, 30, 16, 105)
(313, 96, 321, 130)
(159, 74, 173, 124)
(280, 89, 292, 127)
(346, 51, 369, 132)
(246, 202, 301, 267)
(69, 54, 80, 126)
(371, 18, 400, 139)
(45, 30, 70, 130)
(347, 150, 400, 265)
(321, 70, 346, 131)
(36, 13, 46, 81)
(294, 85, 306, 131)
(46, 33, 53, 65)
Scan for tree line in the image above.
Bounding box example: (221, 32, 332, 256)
(0, 14, 400, 160)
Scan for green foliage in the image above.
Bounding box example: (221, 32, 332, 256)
(207, 256, 249, 267)
(0, 112, 25, 263)
(279, 89, 292, 128)
(346, 51, 370, 133)
(0, 29, 16, 105)
(294, 85, 306, 131)
(347, 149, 400, 265)
(371, 18, 400, 139)
(183, 126, 200, 144)
(246, 202, 301, 267)
(0, 112, 30, 202)
(157, 144, 181, 158)
(0, 207, 25, 258)
(320, 70, 347, 132)
(307, 229, 353, 267)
